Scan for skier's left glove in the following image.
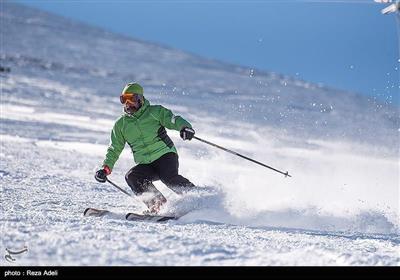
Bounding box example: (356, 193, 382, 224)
(95, 165, 111, 183)
(180, 127, 195, 141)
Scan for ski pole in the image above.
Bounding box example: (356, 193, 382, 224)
(192, 136, 292, 178)
(105, 178, 150, 208)
(106, 177, 133, 197)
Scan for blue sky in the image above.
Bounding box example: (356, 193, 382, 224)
(15, 0, 400, 105)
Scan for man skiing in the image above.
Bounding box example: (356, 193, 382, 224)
(95, 82, 196, 214)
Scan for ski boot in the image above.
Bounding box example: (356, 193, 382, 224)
(143, 195, 167, 215)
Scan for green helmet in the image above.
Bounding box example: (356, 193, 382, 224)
(122, 83, 144, 95)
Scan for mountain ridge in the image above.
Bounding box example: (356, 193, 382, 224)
(1, 2, 399, 149)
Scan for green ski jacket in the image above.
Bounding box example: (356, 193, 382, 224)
(103, 98, 192, 170)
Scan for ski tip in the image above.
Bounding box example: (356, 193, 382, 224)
(83, 208, 109, 217)
(83, 208, 91, 216)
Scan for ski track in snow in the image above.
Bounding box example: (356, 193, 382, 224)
(1, 3, 399, 266)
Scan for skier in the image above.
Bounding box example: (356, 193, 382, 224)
(94, 82, 196, 213)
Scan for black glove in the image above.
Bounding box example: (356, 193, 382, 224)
(180, 127, 195, 141)
(94, 166, 111, 183)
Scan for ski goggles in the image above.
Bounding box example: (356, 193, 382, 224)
(120, 93, 142, 104)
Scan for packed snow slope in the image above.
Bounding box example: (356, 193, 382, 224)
(1, 2, 399, 265)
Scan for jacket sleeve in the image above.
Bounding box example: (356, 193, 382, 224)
(157, 106, 192, 131)
(103, 120, 126, 170)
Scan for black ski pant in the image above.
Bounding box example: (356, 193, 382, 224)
(125, 152, 195, 206)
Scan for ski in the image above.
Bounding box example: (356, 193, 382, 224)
(83, 207, 110, 217)
(125, 212, 178, 222)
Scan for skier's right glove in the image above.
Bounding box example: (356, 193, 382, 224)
(180, 127, 195, 141)
(95, 165, 111, 183)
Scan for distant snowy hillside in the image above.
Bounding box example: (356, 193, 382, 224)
(1, 2, 399, 148)
(1, 2, 399, 266)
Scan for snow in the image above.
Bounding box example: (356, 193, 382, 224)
(1, 2, 399, 266)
